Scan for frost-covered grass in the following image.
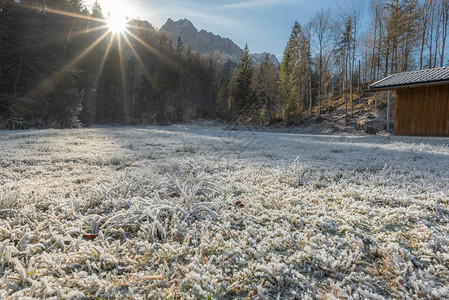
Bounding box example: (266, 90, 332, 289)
(0, 125, 448, 299)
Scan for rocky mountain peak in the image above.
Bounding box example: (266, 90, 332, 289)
(160, 18, 279, 66)
(161, 18, 198, 42)
(164, 18, 195, 30)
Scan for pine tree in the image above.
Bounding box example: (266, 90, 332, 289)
(279, 21, 307, 123)
(252, 54, 279, 124)
(235, 44, 254, 119)
(91, 1, 103, 19)
(279, 23, 297, 121)
(176, 36, 185, 55)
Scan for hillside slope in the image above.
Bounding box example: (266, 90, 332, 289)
(266, 93, 395, 135)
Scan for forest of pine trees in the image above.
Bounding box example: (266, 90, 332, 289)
(0, 0, 217, 128)
(0, 0, 448, 129)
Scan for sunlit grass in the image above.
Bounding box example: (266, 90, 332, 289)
(1, 126, 448, 298)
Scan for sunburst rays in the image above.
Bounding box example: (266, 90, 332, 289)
(16, 2, 105, 24)
(29, 30, 111, 99)
(122, 33, 156, 87)
(15, 1, 178, 104)
(124, 29, 180, 71)
(95, 34, 116, 87)
(117, 33, 131, 122)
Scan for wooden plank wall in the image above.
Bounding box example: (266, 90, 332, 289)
(394, 84, 449, 136)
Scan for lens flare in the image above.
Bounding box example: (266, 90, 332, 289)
(102, 0, 134, 33)
(107, 12, 128, 33)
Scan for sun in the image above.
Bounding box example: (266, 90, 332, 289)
(103, 0, 135, 33)
(107, 13, 128, 33)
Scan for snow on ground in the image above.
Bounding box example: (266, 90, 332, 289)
(0, 125, 448, 299)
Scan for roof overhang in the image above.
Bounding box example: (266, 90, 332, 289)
(367, 79, 449, 92)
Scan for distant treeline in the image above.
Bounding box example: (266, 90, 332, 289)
(0, 0, 217, 128)
(0, 0, 448, 129)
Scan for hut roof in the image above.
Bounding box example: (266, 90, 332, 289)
(369, 66, 449, 91)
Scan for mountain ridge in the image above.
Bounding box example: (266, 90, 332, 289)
(160, 18, 279, 66)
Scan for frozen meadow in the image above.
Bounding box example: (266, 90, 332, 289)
(0, 124, 448, 299)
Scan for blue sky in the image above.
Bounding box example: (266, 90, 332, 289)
(93, 0, 349, 59)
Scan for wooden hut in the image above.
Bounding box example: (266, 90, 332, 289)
(369, 66, 449, 136)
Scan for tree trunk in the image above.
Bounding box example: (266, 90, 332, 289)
(370, 19, 378, 82)
(308, 69, 312, 116)
(357, 59, 361, 111)
(441, 1, 448, 67)
(385, 44, 390, 77)
(428, 13, 434, 68)
(343, 56, 347, 123)
(387, 91, 391, 131)
(319, 53, 322, 115)
(13, 58, 22, 98)
(420, 1, 430, 70)
(434, 4, 441, 69)
(64, 17, 76, 55)
(350, 67, 353, 117)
